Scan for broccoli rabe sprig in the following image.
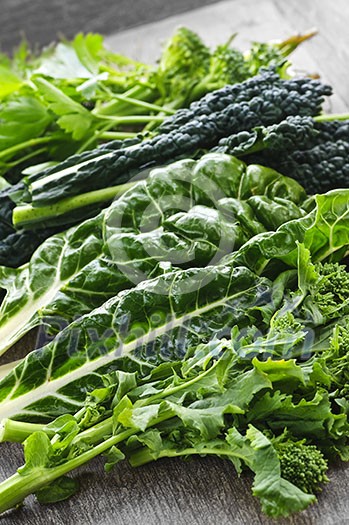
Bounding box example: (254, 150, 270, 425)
(188, 37, 248, 102)
(271, 311, 304, 334)
(155, 27, 211, 108)
(314, 262, 349, 306)
(246, 41, 287, 77)
(245, 29, 317, 76)
(273, 435, 329, 495)
(320, 323, 349, 397)
(288, 259, 349, 326)
(155, 27, 316, 109)
(307, 262, 349, 320)
(231, 312, 307, 360)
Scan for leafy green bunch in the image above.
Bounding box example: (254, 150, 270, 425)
(0, 319, 336, 518)
(0, 27, 313, 182)
(2, 244, 349, 517)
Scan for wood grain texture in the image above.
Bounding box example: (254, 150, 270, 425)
(273, 0, 349, 113)
(1, 0, 349, 523)
(0, 0, 220, 53)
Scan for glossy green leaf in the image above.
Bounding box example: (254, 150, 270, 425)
(0, 154, 305, 356)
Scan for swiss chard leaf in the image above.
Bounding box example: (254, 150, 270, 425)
(224, 189, 349, 273)
(0, 155, 304, 355)
(0, 264, 273, 421)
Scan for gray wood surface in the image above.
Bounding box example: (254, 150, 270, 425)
(0, 0, 220, 53)
(1, 0, 349, 523)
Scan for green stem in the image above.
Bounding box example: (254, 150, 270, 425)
(109, 94, 175, 115)
(0, 136, 55, 161)
(93, 84, 155, 115)
(96, 85, 156, 117)
(0, 411, 171, 514)
(94, 114, 165, 124)
(314, 113, 349, 122)
(13, 181, 135, 227)
(75, 122, 115, 155)
(0, 419, 49, 443)
(0, 427, 135, 514)
(71, 417, 113, 448)
(100, 131, 139, 140)
(1, 147, 48, 169)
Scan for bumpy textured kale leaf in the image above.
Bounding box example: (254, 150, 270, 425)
(216, 116, 349, 193)
(0, 70, 330, 267)
(19, 70, 330, 208)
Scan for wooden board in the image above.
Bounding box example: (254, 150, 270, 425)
(1, 0, 349, 523)
(0, 0, 219, 53)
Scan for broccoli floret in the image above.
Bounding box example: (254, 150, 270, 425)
(321, 323, 349, 396)
(209, 44, 248, 84)
(330, 324, 349, 360)
(292, 262, 349, 323)
(271, 311, 304, 334)
(158, 27, 210, 78)
(232, 313, 306, 359)
(311, 262, 349, 317)
(245, 42, 285, 77)
(189, 40, 249, 102)
(274, 439, 329, 494)
(157, 27, 210, 107)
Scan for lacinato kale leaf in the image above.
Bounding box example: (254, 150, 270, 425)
(13, 70, 330, 219)
(215, 116, 349, 193)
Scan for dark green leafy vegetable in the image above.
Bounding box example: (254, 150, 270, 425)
(0, 28, 320, 267)
(1, 26, 349, 521)
(0, 28, 310, 183)
(0, 69, 329, 266)
(0, 308, 340, 518)
(215, 115, 349, 193)
(0, 241, 348, 517)
(0, 187, 348, 422)
(11, 70, 330, 227)
(0, 154, 306, 356)
(262, 139, 349, 193)
(0, 264, 274, 421)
